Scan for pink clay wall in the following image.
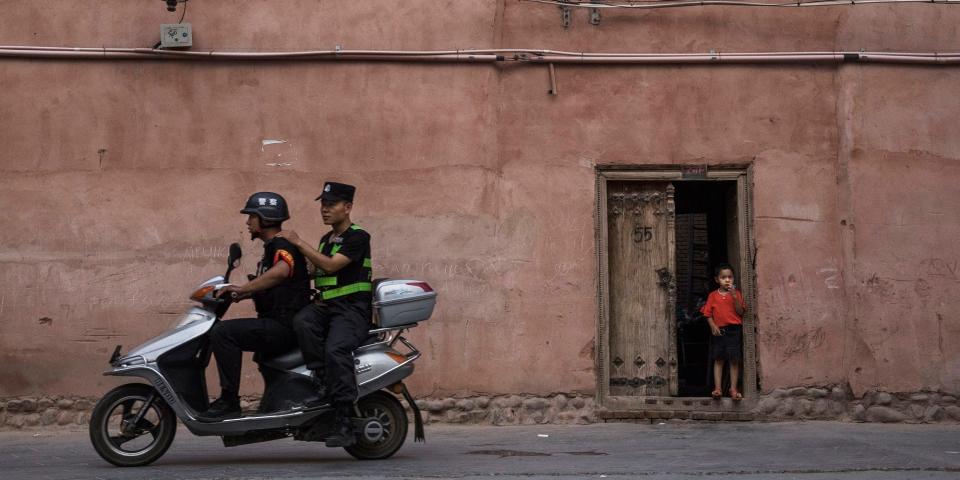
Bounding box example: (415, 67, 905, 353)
(0, 1, 958, 399)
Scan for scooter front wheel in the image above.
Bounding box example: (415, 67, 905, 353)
(344, 390, 409, 460)
(89, 383, 177, 467)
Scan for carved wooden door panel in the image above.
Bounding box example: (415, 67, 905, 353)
(607, 181, 678, 396)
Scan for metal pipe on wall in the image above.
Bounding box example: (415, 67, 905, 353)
(523, 0, 960, 9)
(0, 47, 502, 63)
(0, 46, 958, 65)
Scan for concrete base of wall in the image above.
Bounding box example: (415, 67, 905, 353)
(1, 397, 93, 429)
(2, 387, 958, 430)
(414, 394, 598, 425)
(599, 386, 960, 424)
(753, 386, 959, 423)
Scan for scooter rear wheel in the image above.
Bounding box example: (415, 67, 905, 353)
(344, 390, 409, 460)
(89, 383, 177, 467)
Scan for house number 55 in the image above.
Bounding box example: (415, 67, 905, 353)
(634, 226, 654, 242)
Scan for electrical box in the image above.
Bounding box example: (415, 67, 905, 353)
(160, 23, 192, 48)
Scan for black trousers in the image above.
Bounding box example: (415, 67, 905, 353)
(292, 299, 372, 405)
(209, 317, 299, 400)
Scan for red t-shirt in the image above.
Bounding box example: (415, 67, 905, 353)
(700, 289, 745, 327)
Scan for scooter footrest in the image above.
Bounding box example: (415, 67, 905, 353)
(222, 430, 289, 447)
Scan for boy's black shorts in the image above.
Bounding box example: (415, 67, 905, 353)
(710, 324, 743, 362)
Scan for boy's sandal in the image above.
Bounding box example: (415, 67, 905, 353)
(711, 389, 722, 399)
(729, 389, 743, 401)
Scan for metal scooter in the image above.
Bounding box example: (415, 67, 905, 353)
(89, 243, 436, 466)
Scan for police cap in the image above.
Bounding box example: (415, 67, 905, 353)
(316, 182, 356, 202)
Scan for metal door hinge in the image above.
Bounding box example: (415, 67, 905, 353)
(610, 376, 666, 387)
(656, 268, 676, 290)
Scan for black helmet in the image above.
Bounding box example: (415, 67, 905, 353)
(240, 192, 290, 223)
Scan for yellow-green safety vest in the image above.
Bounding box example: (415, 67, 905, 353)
(313, 224, 373, 300)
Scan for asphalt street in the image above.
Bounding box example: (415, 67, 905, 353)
(1, 422, 959, 479)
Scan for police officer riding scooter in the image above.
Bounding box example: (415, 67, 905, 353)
(202, 192, 312, 421)
(279, 182, 373, 447)
(89, 187, 435, 466)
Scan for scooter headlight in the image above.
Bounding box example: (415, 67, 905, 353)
(116, 356, 145, 367)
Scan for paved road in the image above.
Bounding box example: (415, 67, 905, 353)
(1, 422, 959, 479)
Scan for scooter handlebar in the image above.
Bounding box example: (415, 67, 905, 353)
(214, 293, 239, 304)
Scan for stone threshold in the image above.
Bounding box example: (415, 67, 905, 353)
(598, 409, 755, 422)
(603, 395, 757, 412)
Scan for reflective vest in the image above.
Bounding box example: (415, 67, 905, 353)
(313, 224, 373, 301)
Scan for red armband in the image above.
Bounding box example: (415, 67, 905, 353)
(274, 249, 295, 278)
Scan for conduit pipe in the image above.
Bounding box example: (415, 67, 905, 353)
(523, 52, 960, 64)
(525, 0, 960, 9)
(0, 46, 501, 62)
(0, 46, 959, 65)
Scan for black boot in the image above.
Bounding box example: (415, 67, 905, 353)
(301, 371, 330, 409)
(325, 404, 357, 447)
(199, 396, 241, 422)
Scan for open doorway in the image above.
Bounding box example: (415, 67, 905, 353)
(673, 181, 738, 397)
(596, 167, 756, 411)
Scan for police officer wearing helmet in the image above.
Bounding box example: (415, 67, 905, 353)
(277, 182, 372, 447)
(201, 192, 312, 421)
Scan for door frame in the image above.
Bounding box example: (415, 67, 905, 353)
(595, 164, 757, 411)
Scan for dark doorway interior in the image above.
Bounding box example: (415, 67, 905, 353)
(673, 181, 738, 397)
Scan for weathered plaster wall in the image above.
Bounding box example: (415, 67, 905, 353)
(1, 1, 959, 404)
(838, 67, 960, 396)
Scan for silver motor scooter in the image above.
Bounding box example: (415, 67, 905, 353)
(89, 243, 435, 466)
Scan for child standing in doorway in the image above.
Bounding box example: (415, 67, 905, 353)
(701, 263, 746, 401)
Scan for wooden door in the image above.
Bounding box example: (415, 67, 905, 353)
(607, 181, 678, 396)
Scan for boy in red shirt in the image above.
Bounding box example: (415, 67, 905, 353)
(700, 263, 746, 401)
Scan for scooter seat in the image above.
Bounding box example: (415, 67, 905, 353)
(256, 333, 381, 371)
(255, 349, 305, 371)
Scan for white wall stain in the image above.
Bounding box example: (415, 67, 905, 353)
(260, 139, 287, 151)
(260, 139, 297, 167)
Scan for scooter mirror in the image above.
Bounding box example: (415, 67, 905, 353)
(224, 243, 242, 282)
(228, 243, 242, 268)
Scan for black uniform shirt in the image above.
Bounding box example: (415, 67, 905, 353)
(252, 237, 311, 322)
(316, 224, 372, 304)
